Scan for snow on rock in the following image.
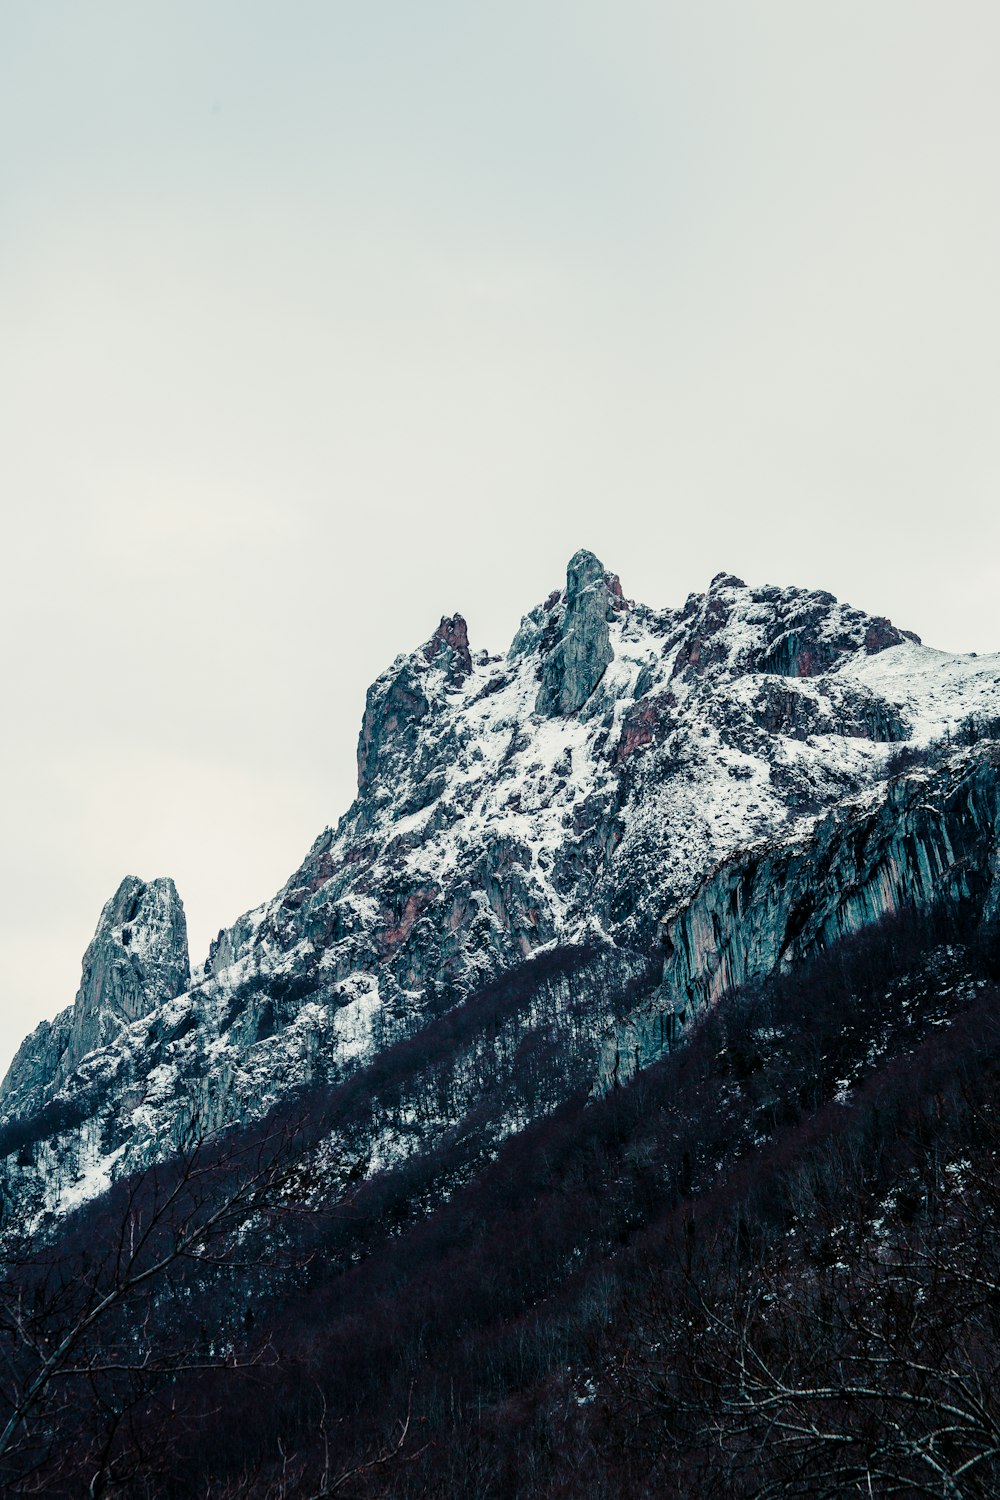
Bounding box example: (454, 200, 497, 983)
(603, 742, 1000, 1087)
(837, 641, 1000, 746)
(3, 553, 999, 1220)
(0, 876, 189, 1123)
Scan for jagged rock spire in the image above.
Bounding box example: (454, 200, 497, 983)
(423, 614, 473, 685)
(66, 876, 190, 1069)
(536, 549, 621, 716)
(356, 614, 473, 798)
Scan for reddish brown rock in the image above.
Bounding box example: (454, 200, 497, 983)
(375, 885, 440, 959)
(423, 614, 473, 683)
(865, 617, 921, 653)
(615, 691, 677, 762)
(604, 570, 630, 613)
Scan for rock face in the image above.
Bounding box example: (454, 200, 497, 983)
(69, 876, 190, 1062)
(536, 549, 616, 715)
(0, 877, 189, 1122)
(2, 550, 999, 1224)
(423, 614, 473, 684)
(356, 658, 430, 799)
(669, 572, 919, 682)
(602, 744, 1000, 1086)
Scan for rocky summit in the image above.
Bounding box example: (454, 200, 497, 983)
(2, 552, 1000, 1225)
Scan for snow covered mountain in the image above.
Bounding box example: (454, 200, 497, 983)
(3, 550, 999, 1225)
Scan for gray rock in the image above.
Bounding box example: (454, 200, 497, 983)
(423, 614, 473, 685)
(669, 576, 920, 683)
(356, 659, 430, 797)
(0, 1012, 73, 1121)
(0, 875, 189, 1125)
(64, 875, 190, 1074)
(601, 745, 1000, 1087)
(536, 550, 615, 716)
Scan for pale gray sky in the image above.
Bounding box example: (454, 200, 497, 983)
(2, 1, 998, 1075)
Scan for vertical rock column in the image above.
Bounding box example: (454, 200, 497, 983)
(536, 549, 616, 716)
(64, 875, 190, 1071)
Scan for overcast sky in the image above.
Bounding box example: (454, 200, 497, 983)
(1, 1, 998, 1076)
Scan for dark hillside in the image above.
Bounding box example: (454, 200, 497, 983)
(4, 906, 998, 1497)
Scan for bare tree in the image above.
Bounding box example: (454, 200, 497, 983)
(0, 1118, 311, 1495)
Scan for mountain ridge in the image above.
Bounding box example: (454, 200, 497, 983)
(2, 551, 999, 1227)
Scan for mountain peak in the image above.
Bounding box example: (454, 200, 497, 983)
(565, 547, 605, 588)
(67, 876, 189, 1067)
(708, 570, 747, 592)
(565, 549, 629, 613)
(535, 550, 620, 716)
(422, 613, 473, 684)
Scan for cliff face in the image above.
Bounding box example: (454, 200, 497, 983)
(602, 745, 1000, 1086)
(2, 552, 999, 1224)
(68, 877, 189, 1061)
(1, 877, 189, 1123)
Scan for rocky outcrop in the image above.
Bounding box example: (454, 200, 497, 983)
(536, 550, 616, 715)
(602, 745, 1000, 1086)
(0, 1015, 73, 1133)
(745, 676, 910, 743)
(423, 614, 473, 685)
(670, 575, 919, 684)
(66, 876, 189, 1076)
(71, 877, 187, 1040)
(0, 876, 189, 1121)
(356, 659, 431, 798)
(614, 690, 677, 763)
(355, 617, 475, 802)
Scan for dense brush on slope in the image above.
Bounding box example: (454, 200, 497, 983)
(3, 907, 998, 1496)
